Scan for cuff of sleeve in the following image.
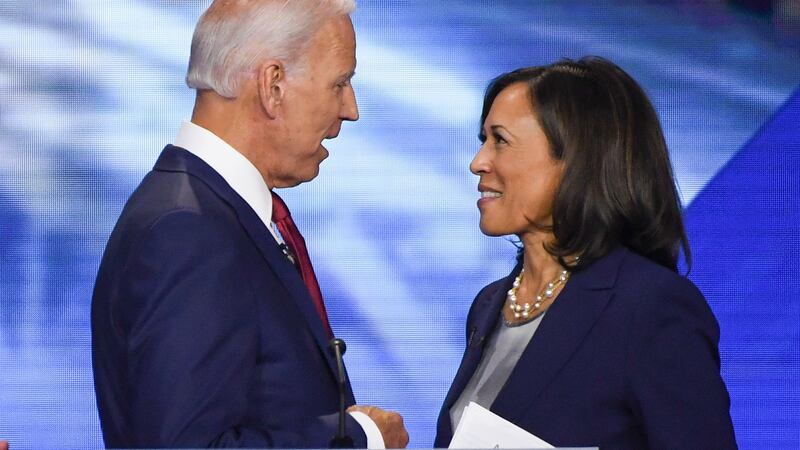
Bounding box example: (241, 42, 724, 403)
(349, 411, 386, 449)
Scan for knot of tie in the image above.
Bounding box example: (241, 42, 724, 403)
(271, 191, 291, 222)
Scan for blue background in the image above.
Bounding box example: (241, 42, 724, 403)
(0, 1, 798, 448)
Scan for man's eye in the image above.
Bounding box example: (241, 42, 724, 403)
(494, 134, 507, 145)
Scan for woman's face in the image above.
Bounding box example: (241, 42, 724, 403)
(470, 82, 564, 237)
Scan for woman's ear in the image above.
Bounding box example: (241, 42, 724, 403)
(257, 59, 285, 119)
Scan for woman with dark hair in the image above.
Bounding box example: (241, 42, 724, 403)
(435, 57, 737, 449)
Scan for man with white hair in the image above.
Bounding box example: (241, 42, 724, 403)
(91, 0, 408, 447)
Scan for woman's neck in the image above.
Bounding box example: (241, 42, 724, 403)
(519, 231, 564, 293)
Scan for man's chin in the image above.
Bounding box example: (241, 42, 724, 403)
(299, 162, 323, 185)
(307, 165, 322, 182)
(273, 166, 321, 188)
(319, 143, 330, 160)
(274, 152, 326, 188)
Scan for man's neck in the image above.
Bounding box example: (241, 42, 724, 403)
(191, 91, 276, 188)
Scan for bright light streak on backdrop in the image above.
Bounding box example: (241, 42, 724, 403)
(1, 0, 798, 448)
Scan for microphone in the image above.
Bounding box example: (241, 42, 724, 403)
(329, 338, 354, 448)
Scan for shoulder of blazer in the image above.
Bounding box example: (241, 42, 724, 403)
(607, 248, 707, 308)
(151, 145, 240, 206)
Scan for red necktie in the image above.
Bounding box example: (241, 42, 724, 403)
(271, 192, 333, 337)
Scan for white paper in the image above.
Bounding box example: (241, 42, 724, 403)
(449, 402, 554, 449)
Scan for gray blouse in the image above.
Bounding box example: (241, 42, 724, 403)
(449, 313, 544, 431)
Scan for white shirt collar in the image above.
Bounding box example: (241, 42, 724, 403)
(174, 121, 279, 241)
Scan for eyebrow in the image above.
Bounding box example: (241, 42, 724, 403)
(480, 124, 514, 140)
(337, 71, 356, 83)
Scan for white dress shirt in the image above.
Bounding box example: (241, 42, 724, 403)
(174, 121, 385, 449)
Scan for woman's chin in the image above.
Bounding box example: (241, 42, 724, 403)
(478, 221, 508, 237)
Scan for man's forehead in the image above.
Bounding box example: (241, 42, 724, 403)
(312, 20, 355, 65)
(316, 15, 355, 49)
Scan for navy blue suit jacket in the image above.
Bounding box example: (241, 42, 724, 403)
(435, 247, 737, 449)
(92, 146, 367, 448)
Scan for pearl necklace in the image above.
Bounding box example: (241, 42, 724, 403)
(505, 267, 570, 326)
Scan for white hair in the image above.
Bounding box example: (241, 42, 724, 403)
(186, 0, 356, 98)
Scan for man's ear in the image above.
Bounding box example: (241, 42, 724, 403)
(257, 59, 285, 119)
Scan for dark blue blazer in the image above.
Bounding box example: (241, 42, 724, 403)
(92, 146, 367, 448)
(435, 247, 737, 449)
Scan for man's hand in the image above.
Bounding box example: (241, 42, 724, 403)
(348, 405, 409, 448)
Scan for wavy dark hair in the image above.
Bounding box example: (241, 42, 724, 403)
(482, 57, 690, 272)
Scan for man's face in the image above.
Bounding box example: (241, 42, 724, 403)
(271, 15, 359, 188)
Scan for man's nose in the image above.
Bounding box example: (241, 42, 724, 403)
(341, 85, 359, 121)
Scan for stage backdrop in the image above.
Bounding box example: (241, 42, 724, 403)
(1, 1, 798, 448)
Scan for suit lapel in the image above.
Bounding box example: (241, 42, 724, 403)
(436, 265, 519, 443)
(154, 145, 341, 380)
(491, 247, 628, 423)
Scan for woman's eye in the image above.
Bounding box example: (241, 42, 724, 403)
(494, 134, 507, 145)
